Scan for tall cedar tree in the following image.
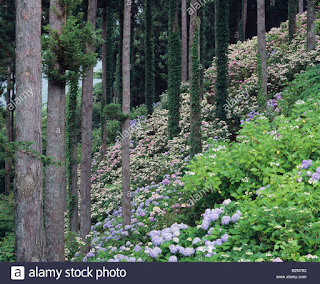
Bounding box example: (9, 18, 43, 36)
(101, 4, 114, 156)
(80, 0, 97, 252)
(307, 0, 315, 51)
(144, 0, 155, 115)
(168, 0, 181, 139)
(257, 0, 268, 106)
(181, 0, 188, 82)
(122, 0, 132, 227)
(190, 17, 202, 157)
(117, 0, 124, 106)
(66, 71, 79, 234)
(189, 0, 197, 82)
(215, 0, 229, 121)
(288, 0, 297, 42)
(45, 0, 67, 262)
(15, 0, 45, 261)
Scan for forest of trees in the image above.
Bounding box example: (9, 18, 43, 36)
(0, 0, 319, 266)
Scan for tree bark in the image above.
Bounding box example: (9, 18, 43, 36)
(257, 0, 268, 103)
(181, 0, 188, 82)
(5, 59, 12, 195)
(101, 6, 107, 157)
(189, 0, 197, 84)
(307, 0, 315, 51)
(15, 0, 45, 262)
(80, 0, 97, 251)
(122, 0, 132, 227)
(299, 0, 304, 14)
(242, 0, 247, 41)
(11, 72, 15, 142)
(66, 73, 79, 234)
(288, 0, 297, 42)
(45, 0, 67, 262)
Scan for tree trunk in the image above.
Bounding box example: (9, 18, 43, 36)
(122, 0, 132, 227)
(242, 0, 247, 41)
(15, 0, 45, 262)
(190, 17, 202, 157)
(257, 0, 268, 104)
(189, 0, 198, 83)
(144, 0, 155, 115)
(11, 72, 15, 142)
(45, 0, 67, 262)
(101, 6, 107, 157)
(215, 0, 229, 121)
(80, 0, 97, 251)
(299, 0, 304, 14)
(5, 59, 12, 195)
(66, 73, 79, 234)
(181, 0, 188, 82)
(307, 0, 315, 51)
(288, 0, 297, 42)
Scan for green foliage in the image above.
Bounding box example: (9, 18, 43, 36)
(215, 0, 229, 121)
(144, 0, 155, 115)
(280, 64, 320, 115)
(190, 18, 202, 157)
(42, 7, 99, 83)
(0, 132, 60, 167)
(167, 0, 181, 139)
(103, 104, 128, 122)
(0, 194, 15, 262)
(183, 93, 320, 220)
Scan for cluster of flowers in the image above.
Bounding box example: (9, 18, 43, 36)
(297, 160, 320, 184)
(206, 10, 320, 120)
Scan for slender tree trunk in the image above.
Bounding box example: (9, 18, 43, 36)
(242, 0, 247, 41)
(190, 17, 202, 157)
(215, 0, 229, 121)
(299, 0, 304, 14)
(66, 73, 79, 234)
(288, 0, 297, 42)
(189, 0, 198, 83)
(5, 59, 12, 195)
(168, 0, 181, 139)
(122, 0, 132, 227)
(257, 0, 268, 103)
(144, 0, 155, 115)
(181, 0, 188, 82)
(11, 72, 15, 142)
(15, 0, 45, 262)
(80, 0, 97, 251)
(101, 6, 107, 157)
(45, 0, 66, 262)
(307, 0, 315, 51)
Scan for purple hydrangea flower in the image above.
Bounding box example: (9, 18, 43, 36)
(152, 236, 165, 246)
(168, 255, 178, 262)
(273, 257, 283, 262)
(221, 233, 230, 243)
(162, 178, 170, 185)
(86, 251, 94, 258)
(169, 244, 179, 254)
(192, 237, 201, 245)
(312, 173, 320, 181)
(221, 216, 231, 225)
(232, 213, 240, 222)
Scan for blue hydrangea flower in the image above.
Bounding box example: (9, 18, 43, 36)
(168, 255, 178, 262)
(221, 216, 231, 225)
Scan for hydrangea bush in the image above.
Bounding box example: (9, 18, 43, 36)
(205, 11, 320, 120)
